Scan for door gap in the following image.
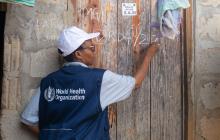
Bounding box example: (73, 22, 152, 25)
(0, 2, 7, 109)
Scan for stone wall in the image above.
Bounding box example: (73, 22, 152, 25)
(195, 0, 220, 140)
(0, 0, 72, 139)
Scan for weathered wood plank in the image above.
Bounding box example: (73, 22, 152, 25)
(117, 0, 151, 139)
(2, 36, 11, 109)
(150, 0, 162, 139)
(151, 39, 183, 140)
(150, 3, 183, 138)
(70, 0, 102, 66)
(70, 0, 117, 139)
(182, 0, 195, 139)
(117, 0, 135, 139)
(99, 0, 118, 139)
(9, 36, 20, 110)
(131, 0, 151, 139)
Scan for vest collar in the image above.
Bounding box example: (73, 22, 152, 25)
(63, 62, 88, 68)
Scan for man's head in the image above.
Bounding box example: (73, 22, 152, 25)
(58, 26, 100, 66)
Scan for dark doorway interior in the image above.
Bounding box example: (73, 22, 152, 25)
(0, 3, 6, 109)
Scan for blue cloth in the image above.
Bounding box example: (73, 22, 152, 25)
(157, 0, 190, 39)
(0, 0, 35, 7)
(158, 0, 190, 19)
(39, 65, 110, 140)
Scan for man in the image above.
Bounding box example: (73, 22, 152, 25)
(21, 26, 159, 140)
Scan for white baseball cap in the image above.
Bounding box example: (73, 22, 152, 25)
(58, 26, 100, 57)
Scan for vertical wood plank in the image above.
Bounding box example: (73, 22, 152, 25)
(117, 0, 135, 139)
(131, 0, 151, 139)
(2, 35, 21, 110)
(150, 0, 163, 139)
(9, 36, 20, 110)
(183, 0, 195, 139)
(100, 0, 118, 139)
(117, 0, 151, 139)
(8, 36, 16, 110)
(70, 0, 117, 139)
(151, 39, 183, 140)
(150, 0, 183, 139)
(75, 0, 102, 67)
(2, 36, 11, 109)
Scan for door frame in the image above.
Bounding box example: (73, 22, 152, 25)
(182, 0, 195, 139)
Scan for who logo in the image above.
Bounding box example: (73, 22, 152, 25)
(44, 86, 55, 102)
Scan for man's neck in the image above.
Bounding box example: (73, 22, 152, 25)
(64, 61, 89, 68)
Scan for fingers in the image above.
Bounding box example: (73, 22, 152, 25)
(150, 40, 160, 45)
(149, 42, 160, 48)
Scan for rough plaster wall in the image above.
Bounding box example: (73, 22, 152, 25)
(0, 0, 71, 139)
(195, 0, 220, 140)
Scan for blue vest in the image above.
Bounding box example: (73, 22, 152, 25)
(39, 65, 110, 140)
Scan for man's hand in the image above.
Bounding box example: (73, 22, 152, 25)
(134, 42, 160, 88)
(146, 42, 160, 58)
(21, 122, 39, 136)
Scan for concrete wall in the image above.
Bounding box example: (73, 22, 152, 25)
(195, 0, 220, 140)
(0, 0, 72, 139)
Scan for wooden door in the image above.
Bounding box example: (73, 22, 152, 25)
(69, 0, 184, 139)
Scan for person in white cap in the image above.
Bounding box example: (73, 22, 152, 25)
(20, 26, 159, 140)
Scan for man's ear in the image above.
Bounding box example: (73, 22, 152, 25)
(74, 51, 84, 61)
